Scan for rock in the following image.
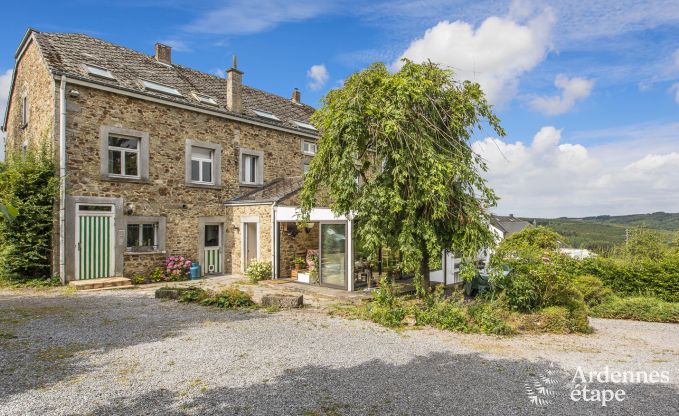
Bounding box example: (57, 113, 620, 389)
(401, 315, 417, 327)
(260, 294, 303, 309)
(155, 287, 196, 300)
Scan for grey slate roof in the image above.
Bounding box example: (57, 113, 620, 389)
(491, 215, 532, 237)
(227, 176, 305, 204)
(32, 31, 317, 133)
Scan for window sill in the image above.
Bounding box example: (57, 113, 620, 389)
(124, 250, 166, 256)
(239, 183, 263, 188)
(186, 182, 222, 190)
(101, 175, 149, 184)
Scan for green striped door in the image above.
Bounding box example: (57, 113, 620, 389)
(204, 247, 222, 274)
(77, 207, 114, 280)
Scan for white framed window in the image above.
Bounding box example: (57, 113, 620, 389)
(301, 140, 317, 155)
(239, 148, 264, 186)
(86, 64, 115, 80)
(303, 161, 311, 174)
(192, 92, 218, 106)
(253, 110, 280, 121)
(293, 120, 317, 131)
(140, 79, 182, 96)
(107, 135, 140, 178)
(126, 223, 158, 252)
(190, 146, 214, 184)
(21, 94, 28, 127)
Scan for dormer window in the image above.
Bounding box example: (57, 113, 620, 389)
(293, 121, 317, 131)
(140, 79, 182, 96)
(192, 92, 218, 106)
(86, 65, 115, 80)
(253, 110, 280, 121)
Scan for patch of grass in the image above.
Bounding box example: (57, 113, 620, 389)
(178, 287, 256, 309)
(591, 296, 679, 323)
(0, 276, 61, 289)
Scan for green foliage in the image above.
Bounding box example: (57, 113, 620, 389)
(591, 296, 679, 323)
(575, 255, 679, 302)
(179, 287, 255, 309)
(466, 301, 515, 335)
(614, 227, 668, 260)
(572, 275, 612, 307)
(0, 202, 18, 222)
(0, 148, 58, 281)
(300, 60, 505, 290)
(415, 299, 468, 332)
(245, 260, 272, 283)
(496, 226, 563, 254)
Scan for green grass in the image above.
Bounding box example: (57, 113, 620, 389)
(590, 296, 679, 323)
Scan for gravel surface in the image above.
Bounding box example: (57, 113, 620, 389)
(0, 289, 678, 415)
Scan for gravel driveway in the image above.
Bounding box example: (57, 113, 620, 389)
(0, 288, 678, 415)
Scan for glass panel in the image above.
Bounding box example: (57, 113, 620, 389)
(127, 224, 140, 248)
(109, 150, 122, 175)
(202, 161, 212, 183)
(204, 225, 219, 247)
(79, 205, 113, 212)
(125, 152, 138, 176)
(109, 136, 138, 149)
(141, 224, 156, 247)
(249, 156, 257, 183)
(303, 162, 310, 174)
(191, 160, 200, 181)
(320, 223, 346, 287)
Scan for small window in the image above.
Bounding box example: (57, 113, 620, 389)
(78, 205, 113, 212)
(126, 223, 159, 252)
(293, 121, 317, 131)
(302, 140, 317, 155)
(108, 135, 140, 178)
(192, 92, 218, 106)
(86, 65, 115, 80)
(204, 225, 220, 247)
(140, 79, 182, 96)
(190, 146, 214, 184)
(253, 110, 280, 121)
(303, 161, 311, 174)
(241, 153, 259, 185)
(21, 94, 28, 127)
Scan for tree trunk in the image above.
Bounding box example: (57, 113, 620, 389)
(419, 241, 431, 294)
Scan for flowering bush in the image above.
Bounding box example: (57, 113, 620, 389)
(163, 255, 192, 281)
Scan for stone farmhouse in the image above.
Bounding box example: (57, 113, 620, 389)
(2, 29, 522, 292)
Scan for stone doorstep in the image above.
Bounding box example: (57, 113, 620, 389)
(68, 277, 133, 291)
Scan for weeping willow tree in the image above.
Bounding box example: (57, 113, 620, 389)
(300, 60, 505, 292)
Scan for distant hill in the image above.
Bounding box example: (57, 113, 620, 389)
(521, 212, 679, 253)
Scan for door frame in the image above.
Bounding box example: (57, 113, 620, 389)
(198, 216, 225, 275)
(240, 215, 260, 272)
(318, 220, 348, 290)
(75, 203, 115, 280)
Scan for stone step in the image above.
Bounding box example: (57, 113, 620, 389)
(69, 277, 133, 291)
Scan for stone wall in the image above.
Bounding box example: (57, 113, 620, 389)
(123, 253, 165, 277)
(278, 222, 319, 278)
(62, 85, 311, 279)
(224, 204, 273, 275)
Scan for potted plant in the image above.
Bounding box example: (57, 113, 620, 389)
(292, 257, 306, 271)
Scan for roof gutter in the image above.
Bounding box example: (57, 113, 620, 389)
(52, 74, 320, 140)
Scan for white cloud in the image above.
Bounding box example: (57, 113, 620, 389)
(307, 64, 329, 91)
(158, 39, 192, 52)
(0, 69, 12, 162)
(185, 0, 335, 35)
(393, 4, 555, 103)
(530, 74, 594, 115)
(671, 83, 679, 104)
(472, 125, 679, 217)
(674, 48, 679, 70)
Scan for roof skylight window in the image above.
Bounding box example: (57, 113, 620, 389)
(140, 79, 182, 96)
(253, 110, 280, 121)
(86, 65, 115, 80)
(293, 121, 317, 131)
(192, 92, 218, 106)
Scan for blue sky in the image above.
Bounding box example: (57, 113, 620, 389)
(2, 0, 679, 217)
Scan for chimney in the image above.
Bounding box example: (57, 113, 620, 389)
(226, 55, 243, 113)
(154, 43, 172, 65)
(509, 214, 514, 218)
(292, 88, 301, 104)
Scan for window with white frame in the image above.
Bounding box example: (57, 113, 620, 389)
(108, 135, 140, 178)
(190, 146, 214, 184)
(21, 94, 28, 127)
(303, 161, 311, 174)
(126, 223, 159, 252)
(302, 140, 317, 155)
(241, 153, 259, 185)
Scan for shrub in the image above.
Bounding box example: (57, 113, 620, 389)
(0, 148, 58, 282)
(573, 275, 612, 307)
(163, 256, 192, 281)
(590, 296, 679, 323)
(522, 306, 571, 333)
(414, 299, 468, 332)
(467, 302, 514, 335)
(367, 302, 407, 328)
(245, 260, 272, 283)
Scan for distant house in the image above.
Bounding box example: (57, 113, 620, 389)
(490, 214, 532, 239)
